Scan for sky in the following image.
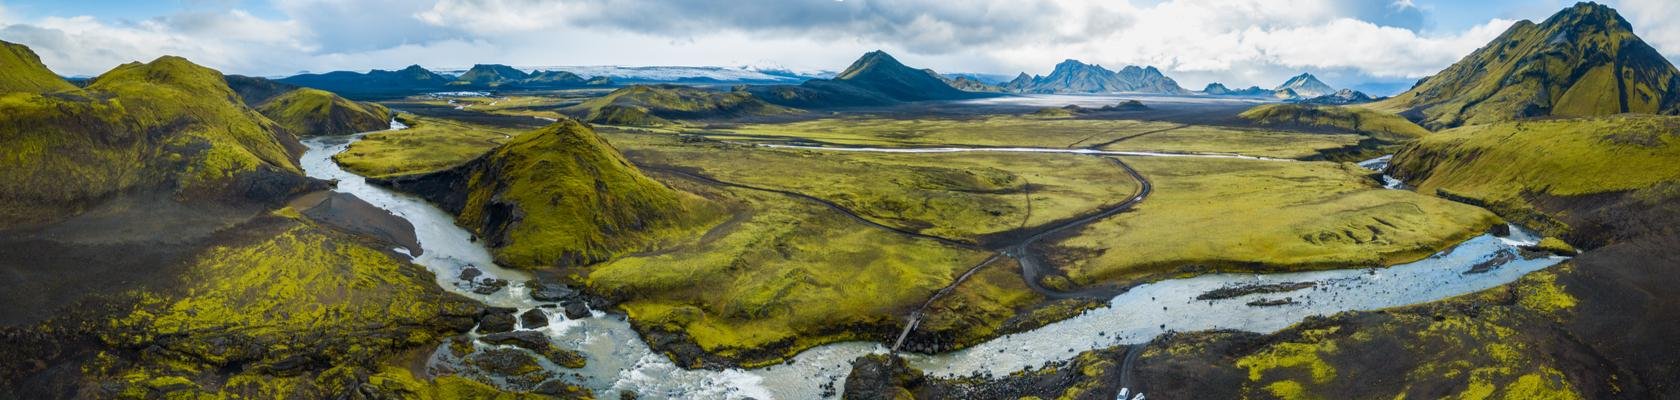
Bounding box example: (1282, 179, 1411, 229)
(2, 0, 1678, 94)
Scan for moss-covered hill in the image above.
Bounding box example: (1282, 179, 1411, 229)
(227, 75, 392, 136)
(1372, 2, 1680, 128)
(0, 41, 78, 93)
(1391, 115, 1680, 238)
(255, 88, 392, 136)
(378, 119, 714, 269)
(1240, 103, 1430, 142)
(0, 42, 524, 398)
(0, 43, 315, 226)
(563, 84, 799, 126)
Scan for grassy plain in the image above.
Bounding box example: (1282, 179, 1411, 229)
(1046, 157, 1500, 287)
(705, 115, 1368, 158)
(587, 175, 991, 367)
(607, 129, 1140, 243)
(1394, 116, 1680, 205)
(334, 114, 518, 178)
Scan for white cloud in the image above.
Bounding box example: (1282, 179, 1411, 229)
(1616, 0, 1680, 65)
(0, 0, 1645, 89)
(0, 10, 309, 76)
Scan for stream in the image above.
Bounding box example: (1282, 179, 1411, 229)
(299, 125, 1569, 399)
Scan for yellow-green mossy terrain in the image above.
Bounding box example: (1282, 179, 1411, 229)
(1391, 115, 1680, 235)
(1371, 3, 1680, 128)
(0, 42, 314, 226)
(0, 40, 79, 93)
(1240, 103, 1431, 141)
(564, 84, 798, 126)
(84, 211, 486, 398)
(254, 87, 392, 136)
(1135, 268, 1587, 400)
(1047, 157, 1499, 288)
(379, 119, 718, 269)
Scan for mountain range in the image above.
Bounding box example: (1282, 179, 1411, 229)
(748, 50, 992, 108)
(1004, 60, 1189, 94)
(1201, 73, 1343, 100)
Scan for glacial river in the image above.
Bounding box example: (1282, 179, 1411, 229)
(299, 123, 1568, 399)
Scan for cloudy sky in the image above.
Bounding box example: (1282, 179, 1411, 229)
(2, 0, 1677, 94)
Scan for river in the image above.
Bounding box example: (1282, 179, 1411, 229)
(298, 123, 1568, 399)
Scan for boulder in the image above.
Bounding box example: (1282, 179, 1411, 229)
(520, 309, 549, 329)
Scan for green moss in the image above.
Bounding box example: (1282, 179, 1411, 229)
(1516, 270, 1578, 316)
(612, 130, 1139, 242)
(716, 116, 1364, 158)
(1392, 115, 1680, 236)
(334, 114, 516, 178)
(1370, 4, 1680, 128)
(254, 87, 391, 136)
(565, 84, 798, 125)
(103, 216, 478, 372)
(1051, 157, 1498, 288)
(591, 179, 989, 366)
(0, 40, 79, 93)
(0, 53, 308, 225)
(1536, 237, 1577, 255)
(1240, 103, 1430, 141)
(448, 119, 725, 269)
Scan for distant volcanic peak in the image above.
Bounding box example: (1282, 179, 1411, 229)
(1277, 73, 1335, 97)
(837, 50, 909, 80)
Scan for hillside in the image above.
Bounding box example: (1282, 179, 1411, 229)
(0, 53, 315, 226)
(1005, 60, 1189, 94)
(1275, 72, 1336, 97)
(256, 88, 392, 136)
(748, 51, 990, 108)
(226, 76, 392, 136)
(277, 65, 453, 98)
(1391, 115, 1680, 234)
(1240, 103, 1430, 141)
(0, 41, 78, 93)
(563, 84, 798, 126)
(1372, 2, 1680, 128)
(376, 119, 713, 268)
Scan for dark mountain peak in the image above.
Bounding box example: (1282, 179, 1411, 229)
(837, 50, 911, 80)
(1547, 2, 1630, 30)
(1203, 82, 1231, 94)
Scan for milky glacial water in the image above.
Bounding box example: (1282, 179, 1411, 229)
(299, 123, 1566, 399)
